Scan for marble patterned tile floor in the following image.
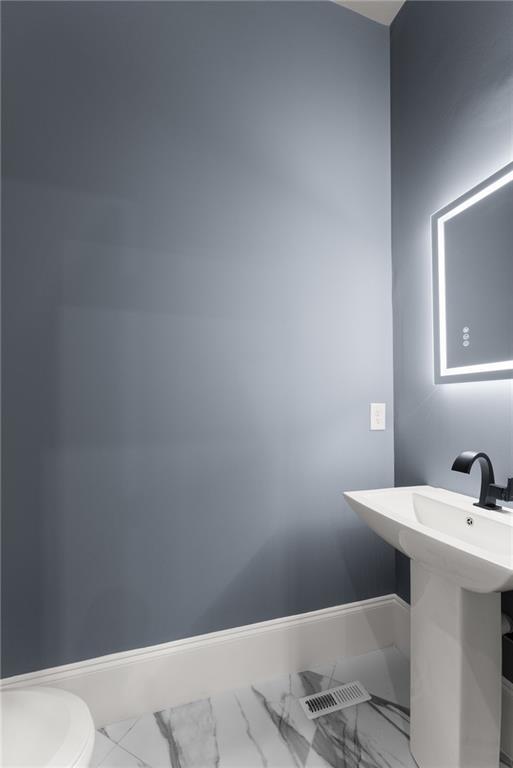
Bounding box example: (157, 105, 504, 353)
(90, 646, 513, 768)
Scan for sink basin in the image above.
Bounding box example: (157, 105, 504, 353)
(344, 484, 513, 768)
(345, 485, 513, 592)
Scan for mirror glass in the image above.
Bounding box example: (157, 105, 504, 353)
(432, 162, 513, 383)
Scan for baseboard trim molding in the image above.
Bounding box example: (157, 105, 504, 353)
(393, 593, 513, 760)
(0, 594, 398, 727)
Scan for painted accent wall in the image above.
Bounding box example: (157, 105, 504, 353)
(1, 1, 394, 677)
(391, 0, 513, 673)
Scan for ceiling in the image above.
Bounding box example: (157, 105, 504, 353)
(337, 1, 405, 26)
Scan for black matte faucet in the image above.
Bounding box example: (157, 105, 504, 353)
(451, 451, 513, 511)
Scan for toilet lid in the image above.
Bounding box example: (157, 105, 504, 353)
(0, 687, 95, 768)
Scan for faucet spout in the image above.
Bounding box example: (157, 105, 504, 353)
(451, 450, 502, 510)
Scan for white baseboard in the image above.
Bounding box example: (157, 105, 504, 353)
(0, 594, 398, 727)
(392, 593, 411, 658)
(393, 594, 513, 761)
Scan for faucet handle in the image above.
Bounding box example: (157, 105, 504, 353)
(489, 478, 513, 502)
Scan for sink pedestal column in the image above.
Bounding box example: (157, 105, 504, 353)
(410, 561, 502, 768)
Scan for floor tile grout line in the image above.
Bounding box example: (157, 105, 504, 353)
(100, 717, 141, 746)
(95, 739, 117, 768)
(96, 720, 149, 768)
(116, 728, 155, 766)
(117, 717, 141, 744)
(99, 740, 152, 768)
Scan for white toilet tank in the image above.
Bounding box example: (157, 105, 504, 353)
(0, 687, 95, 768)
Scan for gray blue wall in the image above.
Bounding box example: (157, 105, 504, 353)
(391, 0, 513, 629)
(1, 1, 394, 677)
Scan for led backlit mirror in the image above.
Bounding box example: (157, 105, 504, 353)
(432, 162, 513, 383)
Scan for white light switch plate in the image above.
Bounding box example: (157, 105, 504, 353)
(370, 403, 386, 431)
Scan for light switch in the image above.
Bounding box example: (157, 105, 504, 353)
(370, 402, 386, 431)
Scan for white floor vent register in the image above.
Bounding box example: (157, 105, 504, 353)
(299, 681, 371, 719)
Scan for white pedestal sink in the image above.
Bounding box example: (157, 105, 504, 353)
(344, 485, 513, 768)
